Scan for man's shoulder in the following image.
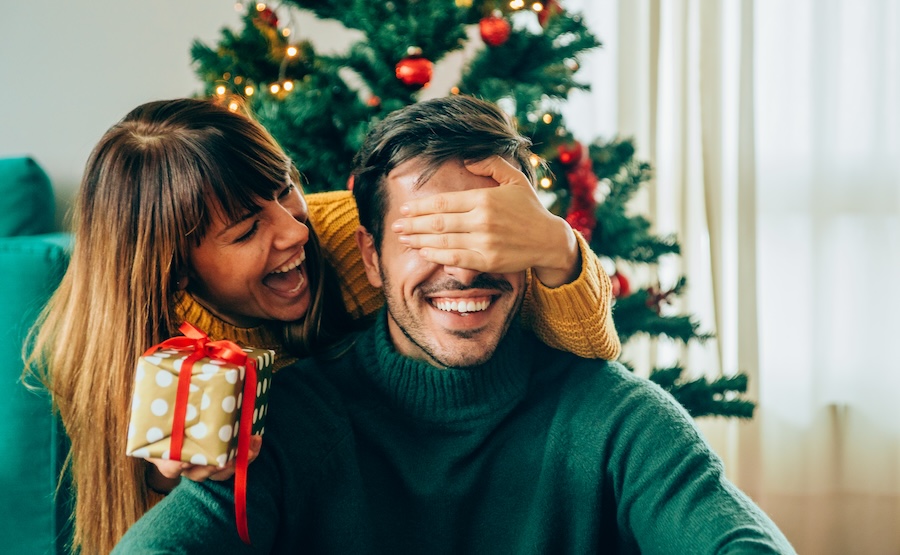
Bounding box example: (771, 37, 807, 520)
(532, 341, 679, 414)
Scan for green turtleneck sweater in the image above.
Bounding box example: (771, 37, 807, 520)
(115, 311, 794, 554)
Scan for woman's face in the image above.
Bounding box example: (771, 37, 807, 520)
(187, 181, 312, 327)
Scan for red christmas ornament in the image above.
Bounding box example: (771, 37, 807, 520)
(255, 6, 279, 28)
(395, 47, 433, 89)
(537, 0, 563, 26)
(557, 141, 583, 166)
(565, 208, 596, 243)
(480, 13, 511, 47)
(610, 271, 631, 299)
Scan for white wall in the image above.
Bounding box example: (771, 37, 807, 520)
(0, 1, 244, 228)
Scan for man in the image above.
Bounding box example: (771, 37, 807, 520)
(115, 95, 794, 554)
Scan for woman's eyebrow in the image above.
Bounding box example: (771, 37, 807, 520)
(216, 207, 262, 239)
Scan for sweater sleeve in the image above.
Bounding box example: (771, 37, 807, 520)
(603, 365, 795, 554)
(520, 230, 621, 360)
(306, 190, 385, 320)
(307, 191, 621, 360)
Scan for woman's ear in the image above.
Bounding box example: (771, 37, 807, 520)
(355, 226, 383, 289)
(175, 273, 189, 291)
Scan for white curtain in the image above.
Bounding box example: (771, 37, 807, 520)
(565, 0, 900, 552)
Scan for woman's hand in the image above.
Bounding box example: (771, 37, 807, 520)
(391, 156, 581, 287)
(145, 435, 263, 494)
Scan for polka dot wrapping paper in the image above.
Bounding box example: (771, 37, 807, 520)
(125, 342, 275, 467)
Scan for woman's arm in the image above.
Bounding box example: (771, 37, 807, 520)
(306, 168, 621, 360)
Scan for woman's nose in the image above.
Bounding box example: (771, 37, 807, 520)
(273, 206, 309, 250)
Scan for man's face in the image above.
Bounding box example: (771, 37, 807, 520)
(357, 157, 526, 368)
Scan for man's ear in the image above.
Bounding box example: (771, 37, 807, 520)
(355, 226, 383, 288)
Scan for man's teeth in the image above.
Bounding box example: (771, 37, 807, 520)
(433, 300, 491, 313)
(271, 252, 305, 274)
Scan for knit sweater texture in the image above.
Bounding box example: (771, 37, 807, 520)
(173, 190, 620, 367)
(116, 312, 794, 555)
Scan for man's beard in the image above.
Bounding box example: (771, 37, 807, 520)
(380, 271, 523, 368)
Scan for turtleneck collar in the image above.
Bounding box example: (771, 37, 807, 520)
(355, 309, 533, 425)
(172, 290, 297, 370)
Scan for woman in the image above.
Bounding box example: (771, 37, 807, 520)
(27, 97, 619, 554)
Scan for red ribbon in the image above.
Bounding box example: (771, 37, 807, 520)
(143, 321, 257, 544)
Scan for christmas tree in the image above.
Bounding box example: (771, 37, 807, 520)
(191, 0, 754, 419)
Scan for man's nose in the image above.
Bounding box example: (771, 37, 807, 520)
(441, 266, 481, 287)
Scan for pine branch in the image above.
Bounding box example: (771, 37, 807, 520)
(612, 285, 713, 344)
(649, 366, 755, 419)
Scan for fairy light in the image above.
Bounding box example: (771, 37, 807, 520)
(286, 45, 298, 57)
(256, 3, 266, 12)
(542, 113, 553, 124)
(270, 83, 281, 94)
(223, 72, 231, 80)
(234, 76, 243, 85)
(228, 101, 240, 111)
(244, 85, 255, 96)
(510, 0, 525, 8)
(533, 2, 544, 12)
(215, 85, 227, 96)
(450, 86, 460, 95)
(529, 154, 541, 167)
(282, 28, 291, 37)
(539, 177, 552, 189)
(282, 80, 294, 91)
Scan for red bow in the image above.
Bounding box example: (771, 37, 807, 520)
(143, 321, 257, 544)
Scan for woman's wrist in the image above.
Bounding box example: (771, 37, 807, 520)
(532, 216, 582, 288)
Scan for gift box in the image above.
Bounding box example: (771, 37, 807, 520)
(126, 323, 275, 467)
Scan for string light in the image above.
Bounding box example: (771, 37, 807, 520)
(510, 0, 525, 8)
(244, 85, 255, 96)
(228, 101, 240, 111)
(532, 2, 544, 12)
(539, 177, 552, 189)
(234, 76, 243, 84)
(529, 155, 541, 167)
(270, 83, 281, 94)
(286, 45, 298, 57)
(216, 85, 227, 96)
(256, 3, 266, 12)
(282, 80, 294, 91)
(450, 86, 460, 95)
(282, 28, 291, 37)
(542, 113, 553, 124)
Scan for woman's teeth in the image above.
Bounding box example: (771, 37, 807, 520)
(271, 252, 305, 274)
(433, 299, 491, 313)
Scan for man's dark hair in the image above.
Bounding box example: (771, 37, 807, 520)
(351, 95, 536, 249)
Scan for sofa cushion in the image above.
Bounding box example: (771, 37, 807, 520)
(0, 233, 72, 555)
(0, 157, 56, 237)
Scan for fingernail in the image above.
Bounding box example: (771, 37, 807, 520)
(392, 221, 404, 233)
(398, 235, 410, 244)
(399, 204, 410, 215)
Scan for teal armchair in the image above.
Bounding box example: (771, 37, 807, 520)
(0, 157, 73, 554)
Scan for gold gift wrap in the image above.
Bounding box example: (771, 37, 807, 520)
(126, 344, 275, 467)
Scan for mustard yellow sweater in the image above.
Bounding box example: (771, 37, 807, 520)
(174, 191, 620, 369)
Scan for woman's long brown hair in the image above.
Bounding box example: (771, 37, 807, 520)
(25, 98, 348, 554)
